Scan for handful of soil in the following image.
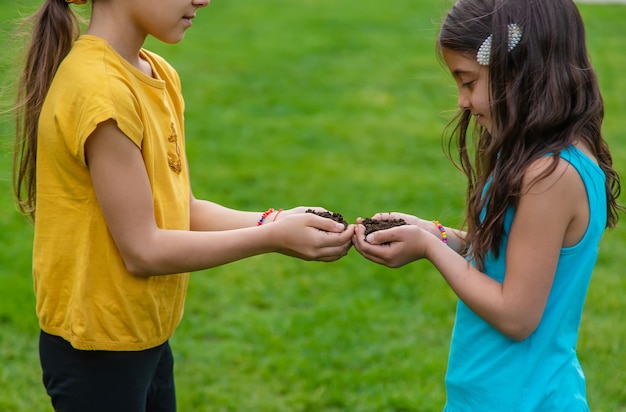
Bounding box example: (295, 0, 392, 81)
(305, 209, 349, 229)
(362, 217, 407, 236)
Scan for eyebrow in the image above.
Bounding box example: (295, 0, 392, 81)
(452, 69, 475, 77)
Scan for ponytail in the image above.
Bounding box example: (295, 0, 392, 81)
(13, 0, 81, 221)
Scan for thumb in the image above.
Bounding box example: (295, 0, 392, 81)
(314, 216, 348, 233)
(365, 229, 394, 245)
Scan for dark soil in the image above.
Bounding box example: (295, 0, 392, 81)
(361, 218, 407, 236)
(305, 209, 349, 229)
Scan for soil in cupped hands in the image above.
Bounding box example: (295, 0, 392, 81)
(361, 217, 407, 236)
(304, 210, 408, 236)
(305, 209, 349, 229)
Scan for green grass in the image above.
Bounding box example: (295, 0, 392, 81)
(1, 0, 625, 410)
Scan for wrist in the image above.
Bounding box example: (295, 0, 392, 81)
(257, 208, 276, 226)
(271, 208, 284, 222)
(257, 208, 284, 226)
(423, 227, 445, 260)
(433, 220, 448, 244)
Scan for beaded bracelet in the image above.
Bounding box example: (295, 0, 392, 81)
(257, 208, 275, 226)
(433, 220, 448, 244)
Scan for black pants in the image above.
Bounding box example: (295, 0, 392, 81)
(39, 330, 176, 412)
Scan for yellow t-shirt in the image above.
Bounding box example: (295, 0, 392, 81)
(35, 35, 190, 351)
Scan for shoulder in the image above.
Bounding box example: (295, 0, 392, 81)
(54, 37, 127, 98)
(518, 149, 592, 247)
(522, 152, 581, 196)
(519, 152, 587, 234)
(63, 36, 117, 74)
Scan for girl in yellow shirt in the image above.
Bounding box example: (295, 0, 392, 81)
(12, 0, 354, 410)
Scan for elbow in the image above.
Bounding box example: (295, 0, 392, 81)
(499, 319, 540, 342)
(119, 248, 161, 278)
(123, 256, 155, 278)
(503, 328, 533, 342)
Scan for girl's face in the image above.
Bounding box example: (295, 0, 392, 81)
(442, 48, 492, 133)
(128, 0, 210, 44)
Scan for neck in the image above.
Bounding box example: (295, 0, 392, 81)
(86, 3, 149, 74)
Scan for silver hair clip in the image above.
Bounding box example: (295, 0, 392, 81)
(476, 23, 522, 66)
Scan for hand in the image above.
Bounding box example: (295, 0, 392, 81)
(367, 212, 441, 233)
(270, 207, 355, 262)
(270, 206, 321, 222)
(367, 211, 421, 226)
(352, 214, 434, 268)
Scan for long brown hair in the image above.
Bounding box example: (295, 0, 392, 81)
(437, 0, 622, 269)
(12, 0, 82, 221)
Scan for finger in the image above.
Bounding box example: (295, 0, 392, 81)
(307, 231, 352, 258)
(365, 231, 384, 245)
(325, 230, 355, 247)
(364, 227, 403, 245)
(309, 215, 348, 233)
(371, 212, 394, 220)
(353, 224, 367, 244)
(352, 238, 368, 257)
(351, 241, 388, 265)
(313, 243, 352, 262)
(352, 228, 383, 258)
(287, 206, 316, 215)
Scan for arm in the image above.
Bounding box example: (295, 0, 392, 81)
(354, 157, 587, 340)
(188, 197, 321, 231)
(85, 120, 354, 277)
(188, 197, 268, 231)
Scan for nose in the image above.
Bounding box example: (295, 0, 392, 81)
(193, 0, 209, 7)
(457, 90, 470, 111)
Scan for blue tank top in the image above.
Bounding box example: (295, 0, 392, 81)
(444, 146, 606, 411)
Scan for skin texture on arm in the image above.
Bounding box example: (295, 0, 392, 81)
(85, 120, 354, 277)
(353, 156, 589, 341)
(188, 196, 269, 231)
(189, 197, 321, 232)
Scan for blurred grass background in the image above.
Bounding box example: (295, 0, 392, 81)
(0, 0, 624, 410)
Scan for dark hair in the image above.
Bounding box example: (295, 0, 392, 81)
(12, 0, 82, 221)
(437, 0, 622, 269)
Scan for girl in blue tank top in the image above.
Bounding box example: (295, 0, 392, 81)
(353, 0, 622, 410)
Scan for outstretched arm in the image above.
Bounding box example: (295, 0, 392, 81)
(85, 120, 354, 277)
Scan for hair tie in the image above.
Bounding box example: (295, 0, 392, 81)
(65, 0, 88, 4)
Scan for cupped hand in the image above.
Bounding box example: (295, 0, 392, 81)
(270, 209, 355, 262)
(359, 212, 441, 237)
(366, 212, 421, 226)
(352, 221, 429, 268)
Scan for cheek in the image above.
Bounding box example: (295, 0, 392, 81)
(475, 92, 491, 113)
(471, 78, 491, 111)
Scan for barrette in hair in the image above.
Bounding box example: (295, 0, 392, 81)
(65, 0, 88, 4)
(476, 23, 522, 66)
